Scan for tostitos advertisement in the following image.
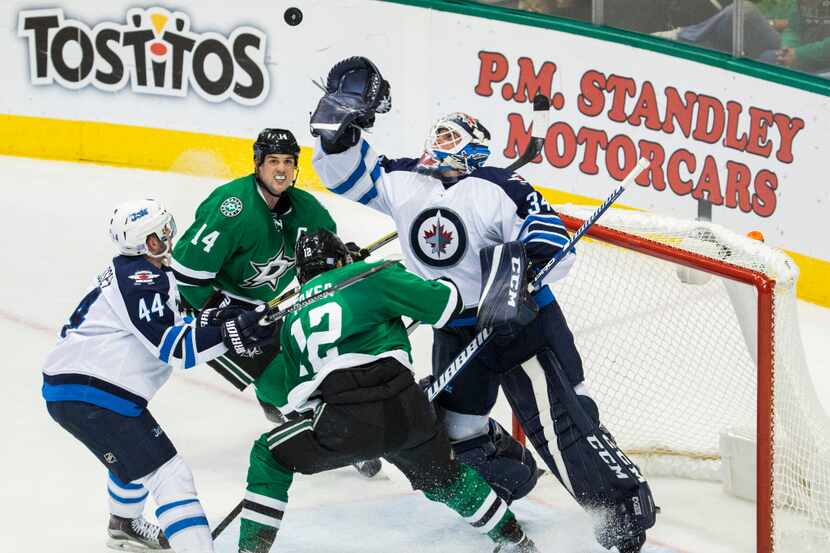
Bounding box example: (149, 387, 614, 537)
(2, 0, 829, 303)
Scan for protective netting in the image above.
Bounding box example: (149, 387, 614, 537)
(550, 205, 830, 550)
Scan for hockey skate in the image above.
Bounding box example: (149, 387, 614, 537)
(492, 535, 539, 553)
(353, 458, 383, 478)
(492, 517, 540, 553)
(107, 515, 170, 551)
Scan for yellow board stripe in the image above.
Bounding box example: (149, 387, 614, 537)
(0, 114, 827, 307)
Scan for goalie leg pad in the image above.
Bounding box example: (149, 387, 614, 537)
(539, 349, 657, 550)
(451, 419, 539, 504)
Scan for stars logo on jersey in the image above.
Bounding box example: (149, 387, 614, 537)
(240, 246, 295, 291)
(220, 196, 243, 217)
(128, 270, 160, 285)
(410, 207, 468, 267)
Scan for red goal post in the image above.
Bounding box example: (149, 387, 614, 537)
(510, 204, 828, 553)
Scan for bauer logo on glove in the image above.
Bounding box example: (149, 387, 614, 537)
(220, 304, 282, 356)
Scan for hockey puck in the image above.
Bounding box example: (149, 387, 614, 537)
(284, 7, 303, 26)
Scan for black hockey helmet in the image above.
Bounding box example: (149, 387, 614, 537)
(296, 229, 352, 284)
(253, 128, 300, 166)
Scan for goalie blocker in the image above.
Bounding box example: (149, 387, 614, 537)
(475, 241, 657, 552)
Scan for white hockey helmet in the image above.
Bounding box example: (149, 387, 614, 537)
(109, 198, 177, 257)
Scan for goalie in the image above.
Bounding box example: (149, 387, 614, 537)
(309, 56, 658, 552)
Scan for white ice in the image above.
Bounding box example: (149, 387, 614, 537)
(1, 155, 828, 553)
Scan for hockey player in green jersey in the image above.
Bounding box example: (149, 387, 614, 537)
(171, 128, 336, 391)
(234, 229, 539, 553)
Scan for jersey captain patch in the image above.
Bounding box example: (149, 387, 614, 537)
(240, 245, 295, 291)
(410, 207, 467, 268)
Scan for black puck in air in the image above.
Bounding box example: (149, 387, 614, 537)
(284, 7, 303, 26)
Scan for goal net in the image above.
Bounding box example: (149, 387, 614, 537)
(539, 204, 830, 553)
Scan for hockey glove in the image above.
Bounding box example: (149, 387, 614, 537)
(344, 241, 370, 262)
(221, 305, 282, 357)
(476, 241, 538, 343)
(198, 306, 246, 328)
(310, 57, 391, 153)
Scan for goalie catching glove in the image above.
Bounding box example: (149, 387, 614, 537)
(219, 304, 282, 356)
(476, 241, 538, 341)
(310, 56, 391, 153)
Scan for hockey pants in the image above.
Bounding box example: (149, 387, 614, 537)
(239, 358, 519, 551)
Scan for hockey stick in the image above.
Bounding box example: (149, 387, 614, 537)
(505, 94, 550, 172)
(260, 258, 397, 325)
(264, 230, 398, 311)
(425, 158, 650, 402)
(211, 500, 243, 539)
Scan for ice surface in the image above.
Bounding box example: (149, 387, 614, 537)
(2, 155, 828, 552)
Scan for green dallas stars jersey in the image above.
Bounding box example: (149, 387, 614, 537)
(269, 259, 459, 414)
(171, 175, 336, 309)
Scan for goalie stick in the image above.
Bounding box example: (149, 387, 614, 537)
(505, 93, 550, 172)
(424, 158, 650, 402)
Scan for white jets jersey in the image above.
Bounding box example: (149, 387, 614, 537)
(313, 138, 575, 320)
(42, 255, 226, 415)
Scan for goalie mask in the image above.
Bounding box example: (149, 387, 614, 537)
(296, 229, 353, 284)
(109, 198, 177, 258)
(417, 112, 491, 178)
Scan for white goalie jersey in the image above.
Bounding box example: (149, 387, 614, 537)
(42, 255, 226, 415)
(313, 137, 575, 321)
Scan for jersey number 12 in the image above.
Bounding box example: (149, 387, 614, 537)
(290, 303, 342, 376)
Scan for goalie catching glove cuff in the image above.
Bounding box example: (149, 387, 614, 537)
(310, 56, 391, 152)
(220, 304, 282, 356)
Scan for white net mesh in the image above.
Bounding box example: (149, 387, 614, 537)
(549, 204, 830, 551)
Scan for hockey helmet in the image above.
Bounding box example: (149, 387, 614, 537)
(418, 112, 491, 177)
(109, 198, 177, 257)
(254, 128, 300, 166)
(295, 229, 352, 284)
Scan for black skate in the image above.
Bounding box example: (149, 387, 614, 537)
(107, 515, 170, 551)
(493, 517, 539, 552)
(353, 458, 383, 478)
(492, 535, 539, 553)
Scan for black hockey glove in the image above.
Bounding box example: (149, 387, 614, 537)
(476, 241, 538, 343)
(344, 241, 370, 262)
(310, 57, 391, 153)
(198, 306, 246, 328)
(220, 305, 282, 357)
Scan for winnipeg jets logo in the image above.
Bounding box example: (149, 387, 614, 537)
(410, 208, 467, 268)
(424, 222, 454, 255)
(240, 246, 295, 291)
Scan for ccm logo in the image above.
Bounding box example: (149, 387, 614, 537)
(508, 256, 521, 307)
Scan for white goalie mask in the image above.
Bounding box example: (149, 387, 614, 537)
(109, 198, 177, 258)
(417, 112, 491, 178)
